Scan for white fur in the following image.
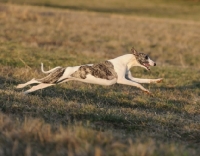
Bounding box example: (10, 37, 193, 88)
(16, 53, 163, 94)
(41, 63, 62, 74)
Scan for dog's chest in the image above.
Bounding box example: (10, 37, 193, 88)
(71, 61, 118, 80)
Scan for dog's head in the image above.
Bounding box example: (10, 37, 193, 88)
(131, 47, 156, 71)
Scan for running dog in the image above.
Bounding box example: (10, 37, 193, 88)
(16, 48, 163, 94)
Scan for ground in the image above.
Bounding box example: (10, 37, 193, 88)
(0, 0, 200, 155)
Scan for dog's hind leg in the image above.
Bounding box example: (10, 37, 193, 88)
(24, 83, 55, 94)
(16, 79, 41, 89)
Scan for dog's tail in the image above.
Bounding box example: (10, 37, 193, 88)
(41, 63, 62, 74)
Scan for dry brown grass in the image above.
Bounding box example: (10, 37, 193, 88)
(1, 3, 200, 67)
(0, 3, 200, 156)
(2, 0, 200, 21)
(0, 112, 189, 156)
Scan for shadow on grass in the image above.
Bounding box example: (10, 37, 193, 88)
(7, 78, 199, 118)
(0, 76, 20, 89)
(1, 78, 200, 144)
(40, 85, 190, 115)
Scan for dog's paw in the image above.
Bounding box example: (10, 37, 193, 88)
(16, 84, 24, 89)
(151, 78, 163, 83)
(143, 90, 153, 96)
(156, 78, 163, 83)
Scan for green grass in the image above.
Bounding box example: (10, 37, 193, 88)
(0, 2, 200, 156)
(2, 0, 200, 21)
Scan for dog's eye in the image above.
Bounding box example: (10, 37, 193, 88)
(145, 55, 148, 59)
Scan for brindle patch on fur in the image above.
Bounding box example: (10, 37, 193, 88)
(71, 66, 92, 79)
(135, 53, 149, 65)
(71, 61, 117, 80)
(37, 67, 65, 83)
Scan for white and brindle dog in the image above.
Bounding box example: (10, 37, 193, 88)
(16, 48, 163, 94)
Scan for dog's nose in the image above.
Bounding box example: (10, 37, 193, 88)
(154, 63, 156, 66)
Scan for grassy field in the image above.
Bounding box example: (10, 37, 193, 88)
(0, 1, 200, 156)
(2, 0, 200, 21)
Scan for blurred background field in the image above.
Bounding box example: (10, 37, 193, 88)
(0, 0, 200, 156)
(2, 0, 200, 21)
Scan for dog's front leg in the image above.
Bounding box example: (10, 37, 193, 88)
(126, 71, 163, 84)
(117, 78, 151, 94)
(128, 77, 163, 84)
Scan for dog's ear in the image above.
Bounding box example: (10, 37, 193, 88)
(131, 47, 138, 56)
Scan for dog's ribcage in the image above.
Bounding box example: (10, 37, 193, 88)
(71, 61, 117, 80)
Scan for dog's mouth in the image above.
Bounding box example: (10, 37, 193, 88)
(142, 63, 151, 71)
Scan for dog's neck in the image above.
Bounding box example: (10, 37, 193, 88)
(126, 55, 141, 69)
(114, 54, 141, 69)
